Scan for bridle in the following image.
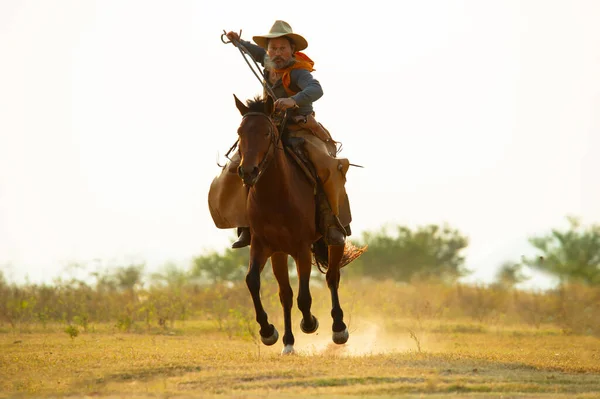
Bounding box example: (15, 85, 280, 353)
(238, 111, 282, 186)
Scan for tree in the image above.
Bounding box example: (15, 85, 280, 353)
(191, 246, 249, 283)
(150, 262, 190, 288)
(90, 262, 145, 292)
(115, 263, 145, 291)
(493, 261, 528, 289)
(523, 216, 600, 285)
(352, 224, 469, 282)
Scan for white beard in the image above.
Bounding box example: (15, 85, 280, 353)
(264, 54, 295, 71)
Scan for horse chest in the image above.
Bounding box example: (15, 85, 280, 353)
(249, 206, 302, 250)
(255, 223, 295, 251)
(246, 163, 317, 251)
(251, 210, 291, 234)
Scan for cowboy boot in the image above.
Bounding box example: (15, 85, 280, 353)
(316, 190, 346, 246)
(232, 227, 251, 249)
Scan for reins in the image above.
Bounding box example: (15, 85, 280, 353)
(221, 108, 288, 165)
(238, 111, 283, 186)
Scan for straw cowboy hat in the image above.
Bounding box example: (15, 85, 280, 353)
(252, 20, 308, 52)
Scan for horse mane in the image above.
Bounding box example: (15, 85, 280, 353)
(246, 96, 268, 114)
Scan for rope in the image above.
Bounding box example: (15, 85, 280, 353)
(222, 30, 278, 100)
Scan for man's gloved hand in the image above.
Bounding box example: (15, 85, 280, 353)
(226, 31, 241, 45)
(274, 98, 297, 111)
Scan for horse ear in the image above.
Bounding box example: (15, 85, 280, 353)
(234, 94, 248, 116)
(265, 95, 274, 115)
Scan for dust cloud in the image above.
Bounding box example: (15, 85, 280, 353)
(293, 318, 428, 357)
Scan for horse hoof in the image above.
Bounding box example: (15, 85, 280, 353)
(281, 344, 295, 355)
(261, 326, 279, 346)
(300, 315, 319, 334)
(332, 328, 349, 345)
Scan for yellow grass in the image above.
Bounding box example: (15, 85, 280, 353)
(1, 318, 599, 398)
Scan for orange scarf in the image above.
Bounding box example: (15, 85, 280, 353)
(274, 52, 315, 96)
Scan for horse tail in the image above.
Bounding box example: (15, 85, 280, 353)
(311, 239, 367, 273)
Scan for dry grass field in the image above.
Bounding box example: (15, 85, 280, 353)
(1, 279, 599, 398)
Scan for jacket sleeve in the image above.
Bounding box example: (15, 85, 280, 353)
(239, 40, 266, 66)
(290, 69, 323, 107)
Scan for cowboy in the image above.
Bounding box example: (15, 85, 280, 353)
(217, 20, 351, 248)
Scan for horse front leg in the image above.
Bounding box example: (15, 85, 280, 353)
(326, 243, 349, 344)
(271, 252, 295, 354)
(246, 244, 278, 346)
(296, 246, 319, 335)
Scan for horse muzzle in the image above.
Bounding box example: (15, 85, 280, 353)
(238, 165, 260, 186)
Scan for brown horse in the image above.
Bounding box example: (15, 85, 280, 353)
(233, 94, 362, 354)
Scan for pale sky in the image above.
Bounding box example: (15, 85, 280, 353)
(1, 1, 599, 286)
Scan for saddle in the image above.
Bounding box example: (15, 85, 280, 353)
(288, 113, 339, 156)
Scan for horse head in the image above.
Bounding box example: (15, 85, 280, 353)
(234, 94, 279, 186)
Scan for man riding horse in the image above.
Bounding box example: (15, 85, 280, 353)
(211, 20, 352, 249)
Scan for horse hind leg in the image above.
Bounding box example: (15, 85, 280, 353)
(295, 246, 319, 335)
(245, 245, 278, 346)
(271, 252, 295, 355)
(326, 243, 349, 344)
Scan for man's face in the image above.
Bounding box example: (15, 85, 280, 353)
(267, 37, 294, 69)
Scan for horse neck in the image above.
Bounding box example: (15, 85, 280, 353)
(253, 145, 292, 203)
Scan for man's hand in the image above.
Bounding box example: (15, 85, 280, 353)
(274, 98, 297, 111)
(226, 31, 241, 45)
